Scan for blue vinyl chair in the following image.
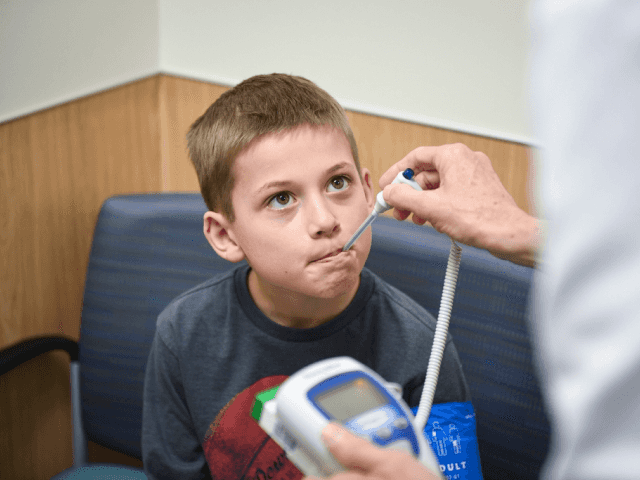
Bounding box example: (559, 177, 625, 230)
(1, 193, 549, 479)
(0, 194, 235, 479)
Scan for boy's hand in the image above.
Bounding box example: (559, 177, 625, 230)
(379, 144, 541, 267)
(303, 423, 442, 480)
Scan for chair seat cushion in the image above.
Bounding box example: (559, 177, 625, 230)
(50, 464, 147, 480)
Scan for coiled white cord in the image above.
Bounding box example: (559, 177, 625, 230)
(414, 238, 462, 431)
(341, 168, 463, 431)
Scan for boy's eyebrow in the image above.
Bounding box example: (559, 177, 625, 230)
(256, 162, 355, 194)
(257, 180, 293, 194)
(326, 162, 353, 175)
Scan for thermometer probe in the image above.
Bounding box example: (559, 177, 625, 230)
(342, 168, 423, 252)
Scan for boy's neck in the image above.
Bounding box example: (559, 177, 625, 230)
(246, 269, 360, 329)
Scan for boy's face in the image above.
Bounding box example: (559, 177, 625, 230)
(220, 124, 374, 304)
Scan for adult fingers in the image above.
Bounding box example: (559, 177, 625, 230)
(392, 208, 412, 221)
(383, 184, 443, 225)
(379, 146, 440, 189)
(322, 424, 383, 472)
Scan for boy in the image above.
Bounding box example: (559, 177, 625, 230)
(142, 74, 469, 479)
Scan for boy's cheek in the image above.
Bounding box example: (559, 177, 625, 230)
(354, 233, 373, 260)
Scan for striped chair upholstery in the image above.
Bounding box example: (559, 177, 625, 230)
(78, 194, 237, 459)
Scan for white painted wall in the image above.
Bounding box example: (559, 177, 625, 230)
(0, 0, 160, 123)
(1, 0, 532, 143)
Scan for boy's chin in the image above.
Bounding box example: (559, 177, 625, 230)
(303, 271, 361, 300)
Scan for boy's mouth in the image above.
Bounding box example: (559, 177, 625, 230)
(313, 248, 345, 262)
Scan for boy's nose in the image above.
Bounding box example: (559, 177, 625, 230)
(307, 198, 339, 238)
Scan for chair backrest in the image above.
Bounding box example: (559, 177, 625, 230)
(78, 194, 237, 459)
(365, 217, 550, 480)
(79, 193, 550, 478)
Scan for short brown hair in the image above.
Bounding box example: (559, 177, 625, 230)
(187, 73, 360, 221)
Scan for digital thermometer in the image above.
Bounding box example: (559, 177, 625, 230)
(254, 357, 442, 478)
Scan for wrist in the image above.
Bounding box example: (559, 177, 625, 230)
(485, 211, 542, 268)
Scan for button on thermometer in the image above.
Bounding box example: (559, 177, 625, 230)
(343, 168, 423, 251)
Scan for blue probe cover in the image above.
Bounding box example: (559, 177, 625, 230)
(412, 402, 483, 480)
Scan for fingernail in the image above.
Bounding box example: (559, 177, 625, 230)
(321, 423, 344, 446)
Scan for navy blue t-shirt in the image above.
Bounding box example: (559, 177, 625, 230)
(142, 264, 470, 479)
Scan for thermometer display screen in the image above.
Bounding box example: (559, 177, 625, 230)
(314, 377, 388, 422)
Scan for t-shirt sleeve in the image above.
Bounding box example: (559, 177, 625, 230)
(142, 323, 211, 480)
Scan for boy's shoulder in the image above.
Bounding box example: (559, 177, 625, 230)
(164, 266, 240, 311)
(154, 264, 247, 342)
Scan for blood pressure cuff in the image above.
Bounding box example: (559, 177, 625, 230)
(412, 401, 483, 480)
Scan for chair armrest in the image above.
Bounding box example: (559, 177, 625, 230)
(0, 335, 79, 376)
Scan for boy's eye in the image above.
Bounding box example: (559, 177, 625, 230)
(327, 175, 351, 192)
(268, 192, 294, 210)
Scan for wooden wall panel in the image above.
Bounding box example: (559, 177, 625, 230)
(0, 73, 532, 479)
(0, 352, 73, 479)
(1, 76, 163, 479)
(345, 111, 533, 214)
(1, 75, 163, 347)
(159, 75, 228, 192)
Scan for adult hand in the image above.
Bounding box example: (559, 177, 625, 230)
(303, 423, 441, 480)
(379, 144, 541, 267)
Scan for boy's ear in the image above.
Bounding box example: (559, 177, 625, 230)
(360, 167, 375, 208)
(203, 211, 245, 263)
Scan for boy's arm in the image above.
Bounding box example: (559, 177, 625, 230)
(142, 331, 210, 479)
